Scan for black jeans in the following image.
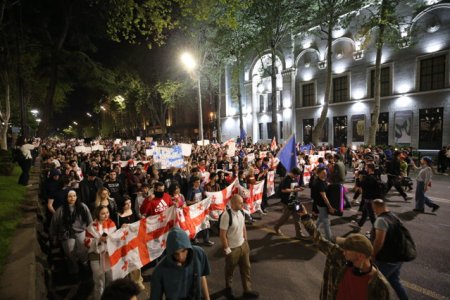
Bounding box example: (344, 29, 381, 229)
(358, 199, 376, 227)
(18, 159, 32, 185)
(386, 175, 407, 199)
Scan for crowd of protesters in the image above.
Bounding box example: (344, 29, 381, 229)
(22, 136, 444, 299)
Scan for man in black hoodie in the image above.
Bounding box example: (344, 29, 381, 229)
(150, 227, 211, 300)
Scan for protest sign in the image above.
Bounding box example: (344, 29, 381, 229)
(180, 143, 192, 157)
(151, 146, 184, 169)
(226, 141, 236, 157)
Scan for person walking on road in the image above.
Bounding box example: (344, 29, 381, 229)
(50, 190, 92, 277)
(274, 167, 306, 239)
(298, 205, 391, 300)
(311, 167, 335, 241)
(85, 205, 117, 300)
(220, 194, 259, 299)
(385, 151, 410, 202)
(150, 227, 211, 300)
(413, 156, 439, 213)
(372, 199, 409, 300)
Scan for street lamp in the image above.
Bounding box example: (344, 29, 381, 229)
(100, 105, 106, 111)
(180, 51, 204, 145)
(86, 112, 92, 117)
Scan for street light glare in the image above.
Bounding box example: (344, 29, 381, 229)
(30, 109, 39, 115)
(180, 52, 196, 71)
(100, 105, 106, 111)
(86, 112, 92, 117)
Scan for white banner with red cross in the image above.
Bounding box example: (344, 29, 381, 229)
(266, 170, 275, 197)
(107, 206, 177, 280)
(176, 198, 211, 239)
(236, 180, 265, 214)
(205, 178, 238, 219)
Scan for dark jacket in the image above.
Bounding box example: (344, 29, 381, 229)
(79, 177, 103, 210)
(150, 227, 210, 300)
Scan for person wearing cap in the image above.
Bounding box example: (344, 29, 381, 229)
(274, 167, 307, 239)
(413, 156, 439, 213)
(298, 204, 391, 299)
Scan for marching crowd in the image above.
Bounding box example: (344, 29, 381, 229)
(13, 136, 443, 299)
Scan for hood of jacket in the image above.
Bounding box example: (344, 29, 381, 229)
(166, 227, 192, 257)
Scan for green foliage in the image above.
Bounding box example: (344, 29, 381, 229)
(0, 166, 27, 275)
(155, 80, 184, 108)
(91, 0, 190, 48)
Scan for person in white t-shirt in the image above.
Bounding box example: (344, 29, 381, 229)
(219, 195, 259, 299)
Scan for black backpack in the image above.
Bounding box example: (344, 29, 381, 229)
(376, 212, 417, 262)
(218, 208, 245, 229)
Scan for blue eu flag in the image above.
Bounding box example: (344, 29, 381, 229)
(277, 134, 297, 172)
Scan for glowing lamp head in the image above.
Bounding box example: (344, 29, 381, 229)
(180, 52, 196, 71)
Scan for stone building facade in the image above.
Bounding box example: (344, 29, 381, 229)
(220, 1, 450, 150)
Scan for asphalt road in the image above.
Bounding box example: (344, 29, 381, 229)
(51, 171, 450, 300)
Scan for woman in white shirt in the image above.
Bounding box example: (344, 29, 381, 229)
(16, 136, 36, 186)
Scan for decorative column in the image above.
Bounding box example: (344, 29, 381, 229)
(281, 68, 297, 140)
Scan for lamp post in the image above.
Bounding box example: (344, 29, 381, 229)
(180, 52, 204, 145)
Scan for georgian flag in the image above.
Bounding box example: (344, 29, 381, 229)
(176, 198, 211, 239)
(237, 180, 265, 214)
(303, 165, 312, 185)
(205, 179, 238, 219)
(266, 170, 276, 197)
(107, 206, 177, 279)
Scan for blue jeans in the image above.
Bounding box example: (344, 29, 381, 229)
(415, 181, 437, 210)
(316, 206, 332, 240)
(375, 261, 408, 300)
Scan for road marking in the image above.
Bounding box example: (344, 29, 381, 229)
(401, 280, 449, 300)
(430, 197, 450, 204)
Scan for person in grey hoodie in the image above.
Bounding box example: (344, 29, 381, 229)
(150, 227, 211, 300)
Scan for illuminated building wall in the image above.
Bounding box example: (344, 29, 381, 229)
(220, 1, 450, 149)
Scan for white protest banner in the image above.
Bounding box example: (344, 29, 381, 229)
(114, 139, 121, 145)
(151, 146, 184, 169)
(180, 143, 192, 157)
(136, 136, 141, 141)
(247, 153, 255, 163)
(91, 145, 104, 151)
(145, 149, 153, 157)
(266, 170, 275, 197)
(196, 140, 210, 146)
(75, 146, 85, 153)
(226, 141, 236, 157)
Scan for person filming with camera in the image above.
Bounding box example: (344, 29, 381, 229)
(274, 167, 307, 239)
(297, 204, 392, 299)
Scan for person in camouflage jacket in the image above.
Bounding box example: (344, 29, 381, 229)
(299, 205, 392, 300)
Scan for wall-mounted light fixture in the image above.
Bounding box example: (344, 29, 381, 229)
(318, 60, 327, 70)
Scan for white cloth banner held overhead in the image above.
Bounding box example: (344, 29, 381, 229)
(107, 206, 177, 280)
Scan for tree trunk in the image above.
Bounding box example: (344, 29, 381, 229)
(368, 2, 387, 147)
(216, 67, 222, 143)
(38, 4, 71, 137)
(237, 59, 244, 143)
(0, 70, 10, 150)
(270, 47, 278, 141)
(312, 21, 333, 146)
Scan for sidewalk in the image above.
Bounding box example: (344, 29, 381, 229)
(0, 161, 47, 300)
